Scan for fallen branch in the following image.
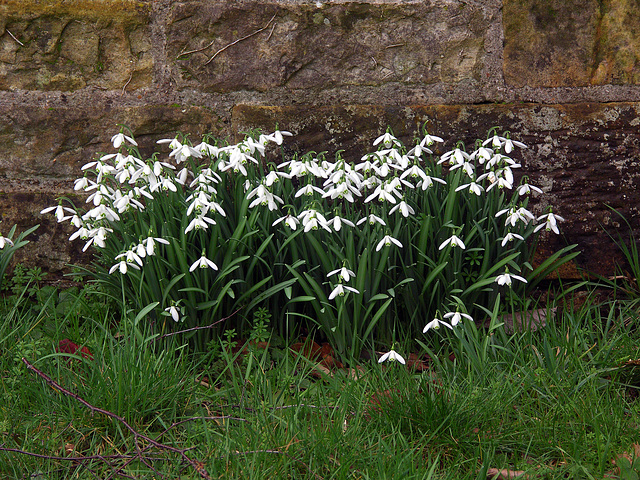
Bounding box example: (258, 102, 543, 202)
(203, 12, 277, 66)
(157, 308, 241, 339)
(6, 29, 24, 46)
(21, 358, 212, 480)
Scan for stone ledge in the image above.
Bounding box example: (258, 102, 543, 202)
(0, 103, 224, 183)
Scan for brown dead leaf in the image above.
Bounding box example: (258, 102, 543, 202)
(486, 468, 528, 480)
(310, 363, 332, 379)
(406, 353, 430, 372)
(613, 443, 640, 467)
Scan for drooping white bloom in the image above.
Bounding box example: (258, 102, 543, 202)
(264, 130, 293, 145)
(327, 266, 356, 283)
(328, 283, 360, 300)
(517, 183, 543, 196)
(417, 175, 447, 190)
(495, 271, 527, 286)
(115, 249, 144, 267)
(373, 132, 401, 148)
(439, 148, 469, 166)
(327, 215, 355, 231)
(40, 205, 76, 223)
(109, 259, 140, 275)
(400, 164, 429, 183)
(295, 184, 324, 197)
(534, 212, 564, 235)
(438, 234, 466, 250)
(496, 207, 535, 228)
(298, 209, 330, 232)
(455, 182, 484, 196)
(500, 232, 524, 247)
(272, 214, 300, 230)
(165, 304, 182, 322)
(389, 200, 415, 217)
(503, 137, 527, 154)
(142, 236, 170, 256)
(189, 254, 218, 272)
(356, 214, 386, 227)
(0, 236, 14, 249)
(185, 215, 216, 233)
(420, 133, 444, 146)
(443, 311, 473, 327)
(111, 132, 138, 148)
(423, 318, 453, 333)
(378, 349, 406, 364)
(376, 235, 403, 251)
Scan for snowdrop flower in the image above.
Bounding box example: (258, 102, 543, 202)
(295, 184, 324, 197)
(365, 182, 398, 204)
(400, 164, 430, 183)
(185, 215, 216, 233)
(273, 214, 300, 230)
(327, 215, 355, 231)
(408, 143, 432, 158)
(389, 200, 415, 217)
(141, 236, 169, 256)
(503, 137, 527, 154)
(373, 131, 401, 148)
(470, 146, 494, 164)
(356, 214, 386, 227)
(449, 159, 475, 177)
(378, 349, 406, 364)
(423, 317, 453, 333)
(421, 133, 444, 146)
(496, 207, 535, 227)
(483, 134, 506, 149)
(74, 176, 93, 191)
(111, 132, 137, 148)
(189, 253, 218, 272)
(327, 266, 356, 283)
(376, 235, 403, 251)
(0, 235, 13, 249)
(495, 271, 527, 286)
(264, 130, 293, 145)
(40, 205, 76, 223)
(517, 183, 543, 196)
(455, 182, 484, 196)
(500, 232, 524, 247)
(164, 303, 183, 322)
(444, 311, 473, 327)
(298, 209, 330, 232)
(438, 234, 466, 250)
(115, 249, 144, 267)
(109, 259, 140, 275)
(328, 283, 360, 300)
(417, 175, 447, 190)
(534, 212, 564, 234)
(439, 148, 469, 166)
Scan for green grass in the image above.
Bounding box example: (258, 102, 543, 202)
(0, 284, 639, 479)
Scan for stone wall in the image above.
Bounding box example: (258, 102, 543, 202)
(1, 0, 640, 280)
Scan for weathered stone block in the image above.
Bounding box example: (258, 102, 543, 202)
(0, 192, 89, 278)
(504, 0, 640, 87)
(233, 102, 640, 277)
(0, 103, 224, 185)
(168, 1, 489, 93)
(0, 0, 153, 91)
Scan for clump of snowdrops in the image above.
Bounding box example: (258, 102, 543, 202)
(42, 125, 575, 360)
